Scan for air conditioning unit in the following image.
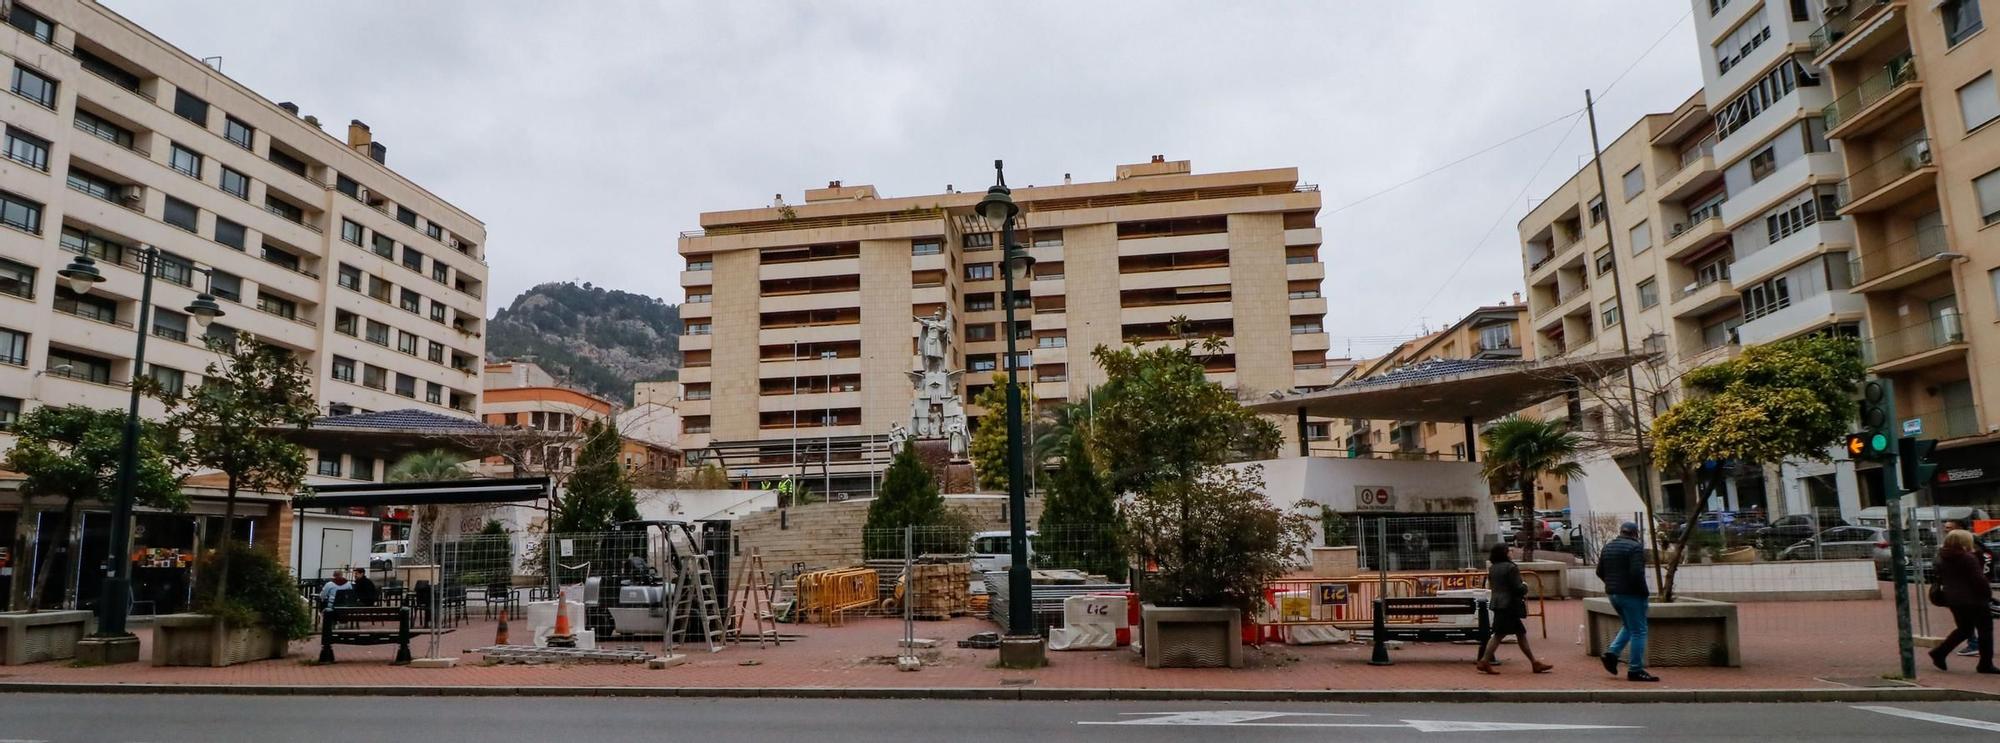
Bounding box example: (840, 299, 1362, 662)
(118, 187, 143, 204)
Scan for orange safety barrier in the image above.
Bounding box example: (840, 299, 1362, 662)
(1251, 577, 1421, 643)
(794, 568, 878, 626)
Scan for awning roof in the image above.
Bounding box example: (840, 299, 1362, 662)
(1248, 352, 1647, 422)
(274, 408, 555, 462)
(295, 477, 551, 508)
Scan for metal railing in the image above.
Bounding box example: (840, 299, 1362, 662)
(1657, 134, 1718, 185)
(1809, 0, 1895, 54)
(1850, 223, 1951, 285)
(1823, 55, 1919, 131)
(1863, 309, 1964, 365)
(1837, 135, 1932, 207)
(1673, 270, 1732, 301)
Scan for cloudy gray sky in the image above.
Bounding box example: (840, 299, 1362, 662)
(109, 1, 1702, 359)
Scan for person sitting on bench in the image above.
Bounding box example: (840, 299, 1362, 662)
(351, 569, 380, 606)
(320, 571, 353, 608)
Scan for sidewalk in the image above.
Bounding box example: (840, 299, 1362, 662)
(4, 594, 1996, 699)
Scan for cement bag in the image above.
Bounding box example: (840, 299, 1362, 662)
(1049, 594, 1123, 650)
(1286, 625, 1351, 645)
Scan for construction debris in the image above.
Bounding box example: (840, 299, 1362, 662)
(474, 644, 656, 664)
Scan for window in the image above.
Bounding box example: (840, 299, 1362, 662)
(0, 257, 31, 299)
(1637, 278, 1659, 309)
(1765, 186, 1841, 241)
(0, 327, 26, 365)
(965, 323, 994, 341)
(402, 247, 423, 273)
(220, 167, 250, 199)
(1958, 73, 2000, 134)
(172, 90, 209, 126)
(269, 147, 307, 177)
(362, 364, 386, 390)
(1587, 195, 1606, 225)
(1037, 335, 1067, 348)
(351, 456, 377, 481)
(396, 206, 418, 227)
(153, 252, 193, 287)
(685, 321, 711, 335)
(964, 232, 994, 250)
(60, 227, 123, 266)
(1748, 146, 1778, 182)
(1595, 247, 1615, 275)
(367, 275, 390, 302)
(214, 217, 246, 250)
(317, 453, 342, 478)
(264, 196, 303, 224)
(426, 222, 443, 241)
(397, 330, 418, 355)
(427, 341, 445, 364)
(965, 263, 995, 281)
(970, 356, 997, 372)
(1944, 0, 1984, 47)
(686, 256, 713, 271)
(335, 174, 360, 199)
(163, 196, 198, 232)
(425, 382, 443, 405)
(207, 271, 240, 302)
(431, 262, 449, 284)
(1479, 323, 1514, 351)
(341, 219, 363, 245)
(11, 66, 56, 109)
(169, 143, 203, 178)
(4, 127, 49, 170)
(54, 286, 117, 323)
(334, 309, 357, 336)
(1977, 168, 2000, 225)
(1628, 221, 1651, 255)
(0, 191, 42, 233)
(65, 168, 119, 203)
(399, 288, 420, 313)
(337, 264, 362, 291)
(73, 109, 134, 148)
(224, 116, 254, 149)
(152, 310, 188, 342)
(1622, 166, 1645, 201)
(148, 365, 184, 397)
(1715, 58, 1816, 140)
(912, 239, 943, 256)
(1714, 8, 1770, 74)
(257, 292, 296, 320)
(394, 373, 416, 398)
(1743, 276, 1792, 320)
(1600, 299, 1621, 328)
(372, 233, 395, 259)
(1991, 268, 2000, 312)
(47, 351, 111, 384)
(332, 355, 355, 382)
(365, 320, 390, 346)
(8, 4, 54, 42)
(75, 48, 139, 92)
(967, 293, 995, 312)
(1291, 320, 1324, 335)
(204, 322, 239, 351)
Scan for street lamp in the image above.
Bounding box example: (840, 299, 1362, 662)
(978, 160, 1043, 667)
(60, 246, 224, 664)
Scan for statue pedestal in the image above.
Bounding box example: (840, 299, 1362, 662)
(909, 439, 974, 493)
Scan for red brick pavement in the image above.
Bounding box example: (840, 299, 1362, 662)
(6, 593, 1997, 694)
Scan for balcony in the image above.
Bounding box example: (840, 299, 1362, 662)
(758, 289, 859, 314)
(1732, 220, 1853, 286)
(1284, 228, 1322, 247)
(1289, 296, 1328, 317)
(1662, 212, 1726, 260)
(680, 269, 712, 287)
(1824, 55, 1921, 140)
(1655, 135, 1721, 202)
(1535, 285, 1590, 325)
(1285, 261, 1325, 282)
(1837, 136, 1935, 215)
(1118, 265, 1229, 291)
(1852, 224, 1955, 292)
(1864, 309, 1967, 374)
(1736, 289, 1865, 346)
(1897, 404, 1982, 441)
(1291, 333, 1331, 353)
(1721, 152, 1844, 229)
(1117, 232, 1228, 257)
(1671, 273, 1737, 317)
(1809, 0, 1901, 64)
(760, 257, 858, 282)
(1121, 299, 1232, 325)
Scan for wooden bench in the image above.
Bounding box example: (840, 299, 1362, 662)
(319, 606, 412, 665)
(1368, 596, 1489, 666)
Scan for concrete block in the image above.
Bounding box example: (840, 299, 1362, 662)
(648, 654, 688, 669)
(409, 657, 459, 669)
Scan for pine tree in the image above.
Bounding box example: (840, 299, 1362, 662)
(866, 444, 944, 533)
(550, 419, 640, 533)
(1038, 429, 1125, 580)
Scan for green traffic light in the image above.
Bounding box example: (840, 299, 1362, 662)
(1870, 433, 1890, 453)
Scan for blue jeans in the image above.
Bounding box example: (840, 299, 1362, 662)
(1606, 593, 1649, 672)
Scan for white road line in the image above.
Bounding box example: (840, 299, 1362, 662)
(1854, 705, 2000, 732)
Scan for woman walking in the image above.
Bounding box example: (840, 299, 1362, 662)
(1477, 542, 1552, 674)
(1930, 529, 1998, 673)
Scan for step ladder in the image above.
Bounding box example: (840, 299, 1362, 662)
(728, 548, 779, 647)
(664, 522, 724, 654)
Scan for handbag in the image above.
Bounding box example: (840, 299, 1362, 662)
(1929, 583, 1948, 607)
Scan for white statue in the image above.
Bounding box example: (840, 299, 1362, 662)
(900, 308, 969, 458)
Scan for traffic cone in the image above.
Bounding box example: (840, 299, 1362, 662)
(547, 594, 576, 648)
(495, 608, 510, 646)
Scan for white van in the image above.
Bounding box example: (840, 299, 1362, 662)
(969, 530, 1035, 574)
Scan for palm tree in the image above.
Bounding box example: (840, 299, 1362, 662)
(388, 449, 469, 560)
(1480, 416, 1583, 561)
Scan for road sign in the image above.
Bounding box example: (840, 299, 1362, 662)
(1355, 485, 1394, 511)
(1902, 418, 1922, 436)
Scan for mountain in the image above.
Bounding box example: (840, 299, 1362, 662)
(485, 282, 681, 405)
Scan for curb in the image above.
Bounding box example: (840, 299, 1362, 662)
(0, 682, 1991, 704)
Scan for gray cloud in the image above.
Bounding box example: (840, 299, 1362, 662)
(108, 0, 1699, 357)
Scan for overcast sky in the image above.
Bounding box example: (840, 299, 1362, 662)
(109, 1, 1702, 359)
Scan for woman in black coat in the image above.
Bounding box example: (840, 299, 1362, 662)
(1930, 529, 1998, 673)
(1476, 543, 1551, 674)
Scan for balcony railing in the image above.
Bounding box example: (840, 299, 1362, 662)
(1670, 208, 1723, 241)
(1809, 0, 1895, 54)
(1897, 404, 1982, 440)
(1657, 134, 1718, 185)
(1823, 55, 1918, 131)
(1864, 309, 1965, 365)
(1837, 135, 1932, 206)
(1674, 270, 1732, 301)
(1850, 223, 1950, 285)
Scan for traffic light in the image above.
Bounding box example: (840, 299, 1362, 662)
(1899, 437, 1938, 492)
(1853, 380, 1895, 462)
(1844, 432, 1892, 461)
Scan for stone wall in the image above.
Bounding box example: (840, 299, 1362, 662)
(732, 494, 1042, 571)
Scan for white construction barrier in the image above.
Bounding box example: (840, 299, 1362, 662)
(1047, 594, 1126, 651)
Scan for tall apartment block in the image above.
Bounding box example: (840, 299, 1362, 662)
(0, 0, 489, 437)
(676, 158, 1329, 494)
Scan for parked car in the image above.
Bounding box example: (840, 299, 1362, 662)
(1755, 514, 1848, 550)
(969, 530, 1035, 574)
(1778, 526, 1884, 563)
(369, 539, 412, 572)
(1853, 506, 1989, 530)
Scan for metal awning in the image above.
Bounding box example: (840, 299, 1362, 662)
(294, 477, 551, 508)
(1248, 352, 1647, 423)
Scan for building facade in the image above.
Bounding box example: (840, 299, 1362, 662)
(1331, 302, 1527, 458)
(478, 361, 614, 476)
(1812, 0, 2000, 505)
(677, 158, 1330, 494)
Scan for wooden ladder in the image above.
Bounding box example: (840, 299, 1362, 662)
(727, 548, 779, 647)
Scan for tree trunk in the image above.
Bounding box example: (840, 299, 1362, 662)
(1658, 466, 1706, 603)
(211, 476, 240, 607)
(1518, 471, 1538, 562)
(25, 498, 80, 613)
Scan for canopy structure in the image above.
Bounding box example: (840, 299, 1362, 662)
(275, 408, 556, 464)
(1248, 352, 1649, 424)
(296, 477, 551, 508)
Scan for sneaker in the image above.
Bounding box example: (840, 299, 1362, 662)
(1958, 647, 1980, 657)
(1600, 652, 1619, 675)
(1627, 670, 1660, 682)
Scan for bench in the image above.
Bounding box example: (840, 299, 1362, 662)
(319, 606, 413, 665)
(1368, 596, 1490, 666)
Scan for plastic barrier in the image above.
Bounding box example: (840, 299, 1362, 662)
(794, 568, 878, 626)
(1048, 594, 1126, 651)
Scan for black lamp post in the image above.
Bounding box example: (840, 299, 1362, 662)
(58, 247, 223, 663)
(977, 160, 1043, 665)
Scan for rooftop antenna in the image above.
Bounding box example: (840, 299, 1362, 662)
(200, 56, 222, 72)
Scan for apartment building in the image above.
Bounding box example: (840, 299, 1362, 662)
(478, 361, 613, 475)
(676, 158, 1330, 494)
(0, 0, 489, 434)
(1329, 301, 1528, 460)
(1811, 0, 2000, 506)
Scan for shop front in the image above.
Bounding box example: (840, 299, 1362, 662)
(1930, 440, 2000, 510)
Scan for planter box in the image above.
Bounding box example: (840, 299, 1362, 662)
(1140, 604, 1242, 668)
(0, 611, 94, 665)
(1516, 560, 1568, 599)
(1584, 596, 1740, 667)
(151, 614, 289, 667)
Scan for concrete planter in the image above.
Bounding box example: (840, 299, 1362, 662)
(1584, 596, 1740, 667)
(1516, 560, 1568, 599)
(1140, 604, 1243, 669)
(0, 610, 94, 665)
(151, 614, 289, 667)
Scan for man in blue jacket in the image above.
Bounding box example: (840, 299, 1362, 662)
(1596, 521, 1659, 682)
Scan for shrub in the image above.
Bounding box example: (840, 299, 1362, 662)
(194, 543, 313, 640)
(1124, 465, 1311, 614)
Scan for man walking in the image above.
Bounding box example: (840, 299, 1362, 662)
(1597, 521, 1659, 682)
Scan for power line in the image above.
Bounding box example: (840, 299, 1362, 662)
(1321, 108, 1584, 217)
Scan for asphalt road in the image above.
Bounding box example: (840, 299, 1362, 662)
(1, 695, 1999, 741)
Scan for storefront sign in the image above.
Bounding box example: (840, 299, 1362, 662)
(1355, 485, 1395, 511)
(1317, 583, 1348, 605)
(1943, 467, 1986, 484)
(1902, 418, 1923, 436)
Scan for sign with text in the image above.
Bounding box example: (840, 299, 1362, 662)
(1316, 583, 1348, 605)
(1355, 485, 1395, 511)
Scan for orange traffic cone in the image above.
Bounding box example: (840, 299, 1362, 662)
(495, 608, 510, 646)
(547, 594, 576, 648)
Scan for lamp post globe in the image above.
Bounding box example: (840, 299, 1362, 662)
(57, 255, 106, 294)
(184, 292, 225, 328)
